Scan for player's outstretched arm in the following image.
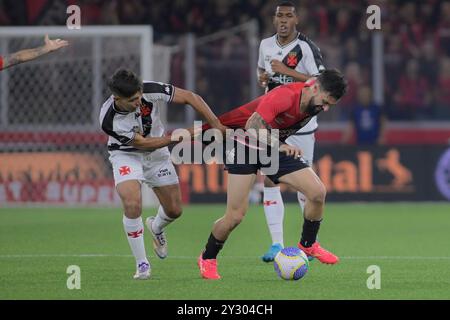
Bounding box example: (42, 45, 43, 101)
(130, 129, 195, 152)
(1, 35, 68, 70)
(245, 112, 302, 157)
(131, 133, 173, 151)
(245, 112, 278, 147)
(172, 87, 227, 134)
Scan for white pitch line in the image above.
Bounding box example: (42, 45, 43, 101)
(0, 254, 450, 260)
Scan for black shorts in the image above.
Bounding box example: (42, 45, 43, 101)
(223, 141, 309, 184)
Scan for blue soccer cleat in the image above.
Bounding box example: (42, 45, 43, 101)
(261, 243, 283, 262)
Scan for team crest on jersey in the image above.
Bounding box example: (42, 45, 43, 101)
(140, 100, 153, 136)
(140, 105, 151, 117)
(283, 44, 302, 69)
(287, 52, 298, 67)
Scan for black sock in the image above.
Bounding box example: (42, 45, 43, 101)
(202, 233, 225, 259)
(300, 218, 322, 248)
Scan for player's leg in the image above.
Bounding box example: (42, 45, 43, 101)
(143, 156, 181, 259)
(278, 167, 339, 264)
(111, 153, 150, 279)
(261, 176, 284, 262)
(199, 173, 256, 279)
(147, 183, 182, 259)
(285, 133, 317, 261)
(285, 133, 316, 214)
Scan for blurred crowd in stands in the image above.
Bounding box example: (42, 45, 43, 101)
(1, 0, 450, 122)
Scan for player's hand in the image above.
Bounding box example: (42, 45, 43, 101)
(258, 72, 270, 88)
(270, 59, 289, 75)
(44, 35, 69, 53)
(212, 123, 229, 135)
(280, 144, 302, 159)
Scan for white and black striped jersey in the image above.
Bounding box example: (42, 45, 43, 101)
(258, 32, 325, 133)
(99, 81, 174, 158)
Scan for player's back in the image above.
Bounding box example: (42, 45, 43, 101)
(204, 82, 306, 131)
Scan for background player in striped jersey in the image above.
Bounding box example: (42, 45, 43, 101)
(257, 1, 326, 262)
(198, 70, 347, 279)
(0, 35, 68, 71)
(99, 69, 226, 279)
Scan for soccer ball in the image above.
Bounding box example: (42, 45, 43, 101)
(273, 247, 309, 280)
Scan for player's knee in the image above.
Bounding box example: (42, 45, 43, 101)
(229, 215, 244, 230)
(123, 199, 142, 217)
(309, 183, 327, 204)
(164, 205, 183, 219)
(226, 208, 246, 229)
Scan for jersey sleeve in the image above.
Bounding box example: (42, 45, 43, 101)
(300, 42, 321, 76)
(142, 81, 175, 103)
(255, 87, 295, 125)
(257, 40, 265, 70)
(0, 56, 4, 70)
(298, 33, 325, 75)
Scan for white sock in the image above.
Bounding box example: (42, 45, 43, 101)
(151, 206, 175, 234)
(123, 216, 148, 265)
(297, 191, 306, 215)
(263, 187, 284, 247)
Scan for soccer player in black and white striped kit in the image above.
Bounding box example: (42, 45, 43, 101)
(257, 1, 326, 262)
(99, 69, 226, 279)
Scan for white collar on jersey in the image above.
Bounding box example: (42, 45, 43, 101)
(275, 32, 300, 49)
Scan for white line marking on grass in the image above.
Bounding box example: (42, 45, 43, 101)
(0, 254, 450, 260)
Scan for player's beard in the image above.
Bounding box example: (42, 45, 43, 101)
(305, 101, 324, 117)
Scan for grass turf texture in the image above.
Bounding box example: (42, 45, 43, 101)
(1, 203, 450, 300)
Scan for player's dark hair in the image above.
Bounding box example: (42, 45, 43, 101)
(276, 1, 297, 11)
(317, 69, 347, 100)
(107, 68, 143, 98)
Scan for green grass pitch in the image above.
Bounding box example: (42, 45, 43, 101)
(1, 203, 450, 300)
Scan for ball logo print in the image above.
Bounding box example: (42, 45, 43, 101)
(273, 247, 309, 281)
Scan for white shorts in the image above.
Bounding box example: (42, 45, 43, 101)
(285, 132, 315, 166)
(109, 151, 179, 187)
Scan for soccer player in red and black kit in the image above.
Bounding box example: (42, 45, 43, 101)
(0, 35, 68, 71)
(198, 69, 347, 279)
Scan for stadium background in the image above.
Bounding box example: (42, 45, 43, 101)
(1, 0, 450, 301)
(1, 0, 450, 206)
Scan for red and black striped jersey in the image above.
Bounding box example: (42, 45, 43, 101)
(204, 82, 316, 141)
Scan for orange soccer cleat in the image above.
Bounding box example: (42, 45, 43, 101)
(197, 252, 221, 280)
(298, 242, 339, 265)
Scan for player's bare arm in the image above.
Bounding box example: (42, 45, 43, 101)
(130, 133, 173, 151)
(131, 127, 198, 152)
(172, 87, 227, 134)
(1, 35, 68, 70)
(270, 59, 311, 82)
(245, 112, 302, 157)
